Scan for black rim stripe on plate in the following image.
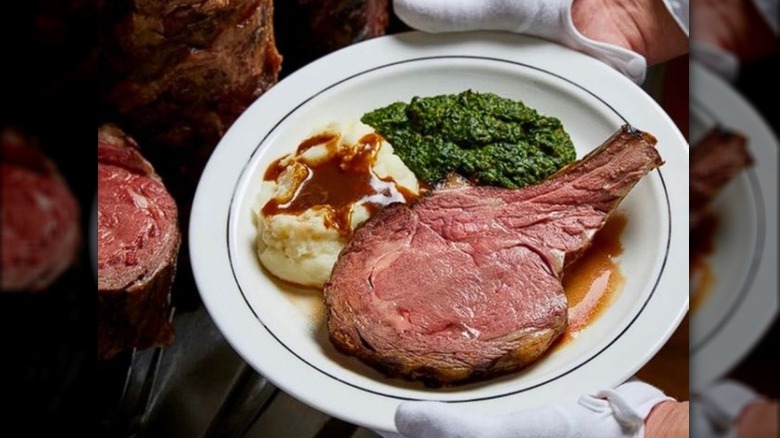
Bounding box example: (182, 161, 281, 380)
(225, 55, 673, 402)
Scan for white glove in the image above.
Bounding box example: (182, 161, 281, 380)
(691, 379, 764, 438)
(691, 0, 779, 82)
(384, 380, 673, 438)
(393, 0, 647, 83)
(691, 41, 740, 82)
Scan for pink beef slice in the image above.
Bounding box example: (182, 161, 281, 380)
(689, 128, 753, 229)
(97, 124, 180, 360)
(324, 125, 663, 385)
(1, 128, 80, 292)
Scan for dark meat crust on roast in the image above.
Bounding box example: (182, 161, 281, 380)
(276, 0, 389, 72)
(99, 0, 282, 150)
(97, 124, 180, 360)
(690, 128, 753, 228)
(1, 130, 57, 174)
(325, 125, 662, 385)
(98, 258, 176, 360)
(96, 123, 156, 177)
(294, 0, 388, 53)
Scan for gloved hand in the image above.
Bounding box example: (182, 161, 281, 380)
(393, 0, 685, 84)
(691, 0, 779, 81)
(384, 380, 673, 438)
(691, 379, 765, 438)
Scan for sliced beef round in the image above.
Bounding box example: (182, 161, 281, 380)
(690, 128, 753, 228)
(97, 124, 180, 360)
(1, 128, 80, 292)
(325, 125, 663, 385)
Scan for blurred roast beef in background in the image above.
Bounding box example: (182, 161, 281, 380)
(689, 128, 753, 229)
(98, 0, 282, 193)
(97, 0, 284, 314)
(1, 128, 81, 292)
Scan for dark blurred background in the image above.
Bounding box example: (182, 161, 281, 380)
(1, 0, 95, 434)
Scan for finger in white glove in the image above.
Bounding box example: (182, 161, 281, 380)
(391, 380, 672, 438)
(393, 0, 647, 83)
(691, 379, 764, 438)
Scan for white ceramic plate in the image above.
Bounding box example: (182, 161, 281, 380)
(689, 61, 778, 390)
(190, 32, 688, 432)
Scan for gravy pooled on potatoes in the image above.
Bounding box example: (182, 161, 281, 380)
(257, 121, 419, 288)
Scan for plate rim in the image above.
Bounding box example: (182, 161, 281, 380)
(227, 54, 672, 402)
(190, 31, 690, 431)
(689, 61, 779, 389)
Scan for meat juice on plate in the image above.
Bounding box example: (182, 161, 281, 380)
(559, 213, 627, 344)
(689, 213, 718, 314)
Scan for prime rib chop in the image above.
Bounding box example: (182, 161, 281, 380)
(689, 128, 753, 229)
(325, 125, 663, 384)
(97, 124, 180, 360)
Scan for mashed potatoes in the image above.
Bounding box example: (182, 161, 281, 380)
(256, 121, 419, 288)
